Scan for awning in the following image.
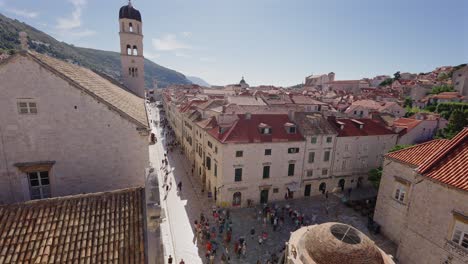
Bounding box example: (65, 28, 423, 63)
(285, 181, 300, 192)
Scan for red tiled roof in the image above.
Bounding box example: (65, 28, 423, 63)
(0, 188, 145, 264)
(328, 117, 396, 137)
(386, 139, 449, 166)
(393, 118, 423, 134)
(207, 114, 304, 143)
(417, 128, 468, 190)
(386, 128, 468, 191)
(432, 92, 462, 100)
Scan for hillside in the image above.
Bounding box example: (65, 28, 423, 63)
(187, 76, 210, 87)
(0, 13, 192, 88)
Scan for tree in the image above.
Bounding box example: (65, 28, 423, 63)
(379, 78, 393, 87)
(403, 96, 413, 108)
(368, 168, 383, 189)
(389, 144, 413, 153)
(393, 71, 401, 80)
(439, 110, 468, 139)
(428, 84, 454, 95)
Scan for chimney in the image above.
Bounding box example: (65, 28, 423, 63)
(19, 32, 28, 51)
(288, 110, 295, 121)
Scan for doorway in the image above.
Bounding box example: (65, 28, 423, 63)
(260, 189, 269, 204)
(338, 179, 345, 191)
(304, 184, 311, 197)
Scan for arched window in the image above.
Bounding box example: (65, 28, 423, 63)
(121, 22, 124, 32)
(232, 192, 241, 206)
(137, 24, 140, 34)
(133, 45, 138, 56)
(338, 179, 345, 191)
(131, 68, 135, 77)
(135, 68, 138, 77)
(126, 45, 131, 55)
(129, 22, 133, 32)
(128, 67, 132, 76)
(319, 182, 326, 194)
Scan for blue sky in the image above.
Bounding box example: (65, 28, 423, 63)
(1, 0, 467, 86)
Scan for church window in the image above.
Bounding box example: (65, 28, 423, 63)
(129, 68, 132, 76)
(133, 45, 138, 56)
(137, 24, 140, 34)
(127, 45, 132, 55)
(135, 68, 138, 77)
(129, 22, 133, 32)
(121, 22, 124, 32)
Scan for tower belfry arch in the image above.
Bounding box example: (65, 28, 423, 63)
(119, 1, 145, 98)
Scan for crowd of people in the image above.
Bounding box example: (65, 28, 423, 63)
(154, 107, 323, 264)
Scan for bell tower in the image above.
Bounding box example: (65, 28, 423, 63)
(119, 0, 145, 98)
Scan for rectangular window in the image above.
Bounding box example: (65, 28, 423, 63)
(310, 137, 317, 144)
(452, 221, 468, 249)
(308, 152, 315, 163)
(206, 157, 211, 170)
(394, 183, 407, 203)
(324, 151, 330, 162)
(17, 101, 38, 114)
(261, 127, 271, 134)
(207, 141, 213, 148)
(264, 149, 272, 156)
(234, 168, 242, 182)
(288, 126, 296, 134)
(326, 137, 332, 143)
(28, 171, 51, 200)
(341, 160, 347, 170)
(288, 148, 299, 154)
(322, 169, 328, 176)
(306, 170, 313, 177)
(273, 188, 279, 193)
(263, 166, 270, 179)
(214, 163, 218, 177)
(288, 164, 295, 176)
(215, 146, 218, 154)
(236, 151, 243, 157)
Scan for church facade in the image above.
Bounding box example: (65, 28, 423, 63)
(0, 3, 150, 204)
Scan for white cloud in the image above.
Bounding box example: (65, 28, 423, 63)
(200, 57, 216, 62)
(56, 0, 87, 30)
(175, 52, 192, 58)
(152, 34, 191, 51)
(144, 52, 161, 60)
(181, 31, 192, 37)
(5, 7, 39, 18)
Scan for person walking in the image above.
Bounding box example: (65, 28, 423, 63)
(167, 255, 173, 264)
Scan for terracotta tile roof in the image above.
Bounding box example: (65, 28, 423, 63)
(393, 118, 423, 134)
(294, 112, 337, 135)
(26, 52, 148, 128)
(417, 128, 468, 190)
(290, 95, 327, 105)
(327, 117, 396, 137)
(386, 128, 468, 191)
(431, 92, 462, 100)
(386, 139, 449, 166)
(207, 114, 304, 143)
(0, 188, 145, 264)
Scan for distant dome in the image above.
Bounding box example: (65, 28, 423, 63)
(304, 223, 384, 264)
(240, 77, 247, 85)
(119, 3, 141, 22)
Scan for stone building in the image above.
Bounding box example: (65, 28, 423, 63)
(119, 1, 146, 98)
(0, 51, 149, 204)
(374, 128, 468, 264)
(285, 222, 395, 264)
(453, 65, 468, 96)
(293, 112, 337, 197)
(327, 117, 397, 191)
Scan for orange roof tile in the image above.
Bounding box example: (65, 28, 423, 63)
(0, 188, 145, 264)
(386, 139, 449, 167)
